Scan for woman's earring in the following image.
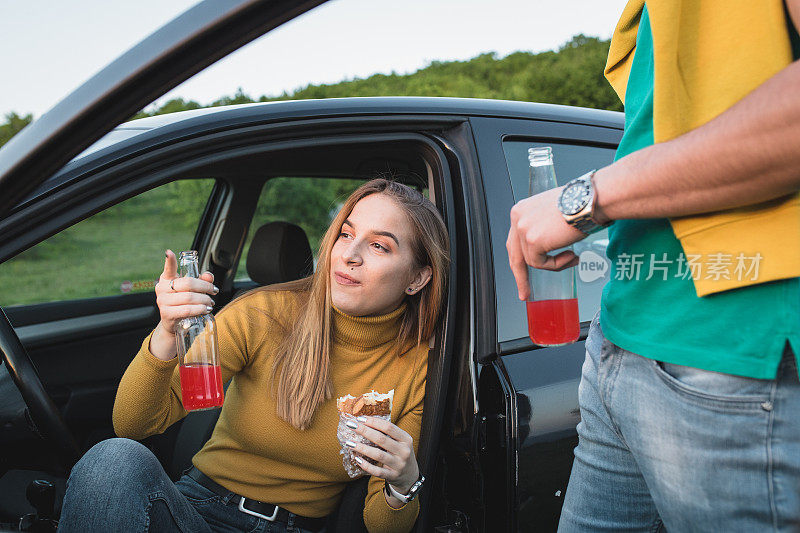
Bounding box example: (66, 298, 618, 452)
(407, 287, 414, 294)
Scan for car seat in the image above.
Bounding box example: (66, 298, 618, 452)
(237, 220, 314, 298)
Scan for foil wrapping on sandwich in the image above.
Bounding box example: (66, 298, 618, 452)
(336, 389, 394, 478)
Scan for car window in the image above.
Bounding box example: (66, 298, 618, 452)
(0, 179, 215, 307)
(500, 140, 616, 340)
(234, 177, 364, 281)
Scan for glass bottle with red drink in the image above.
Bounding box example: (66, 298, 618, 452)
(526, 147, 580, 346)
(175, 250, 224, 411)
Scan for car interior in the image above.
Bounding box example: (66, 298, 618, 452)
(0, 136, 457, 532)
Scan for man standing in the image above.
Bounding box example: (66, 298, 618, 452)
(507, 1, 800, 530)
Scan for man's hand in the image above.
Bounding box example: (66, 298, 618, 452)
(507, 186, 587, 301)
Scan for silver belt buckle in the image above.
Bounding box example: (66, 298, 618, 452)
(238, 496, 279, 521)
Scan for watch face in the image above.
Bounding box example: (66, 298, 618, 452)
(559, 179, 592, 216)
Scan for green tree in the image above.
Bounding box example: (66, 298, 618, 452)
(1, 34, 622, 149)
(0, 112, 33, 148)
(211, 87, 255, 107)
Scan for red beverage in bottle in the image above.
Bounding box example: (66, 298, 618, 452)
(175, 250, 223, 411)
(526, 298, 580, 346)
(526, 147, 580, 346)
(179, 363, 224, 411)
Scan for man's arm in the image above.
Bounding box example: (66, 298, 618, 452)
(593, 54, 800, 223)
(507, 0, 800, 300)
(595, 0, 800, 221)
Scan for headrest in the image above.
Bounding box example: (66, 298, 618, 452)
(246, 221, 313, 285)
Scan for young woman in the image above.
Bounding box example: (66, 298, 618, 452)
(58, 179, 449, 533)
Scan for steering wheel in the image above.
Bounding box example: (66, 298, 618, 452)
(0, 307, 81, 472)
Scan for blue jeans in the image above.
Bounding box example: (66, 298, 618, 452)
(58, 438, 324, 532)
(558, 311, 800, 532)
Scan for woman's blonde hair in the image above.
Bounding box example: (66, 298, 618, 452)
(268, 178, 450, 430)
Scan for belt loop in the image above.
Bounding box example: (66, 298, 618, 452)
(286, 511, 295, 530)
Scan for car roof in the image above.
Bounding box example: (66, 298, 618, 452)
(75, 96, 622, 159)
(27, 97, 623, 206)
(119, 95, 618, 131)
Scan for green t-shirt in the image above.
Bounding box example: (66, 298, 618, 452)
(600, 4, 800, 379)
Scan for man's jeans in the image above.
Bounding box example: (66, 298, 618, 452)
(558, 311, 800, 532)
(58, 437, 323, 532)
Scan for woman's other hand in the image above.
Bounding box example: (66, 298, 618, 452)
(149, 249, 218, 361)
(345, 416, 419, 506)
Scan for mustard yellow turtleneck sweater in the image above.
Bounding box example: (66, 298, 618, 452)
(112, 286, 428, 533)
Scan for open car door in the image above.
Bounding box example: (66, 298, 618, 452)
(0, 0, 327, 221)
(0, 0, 333, 525)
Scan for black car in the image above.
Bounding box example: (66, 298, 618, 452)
(0, 2, 623, 531)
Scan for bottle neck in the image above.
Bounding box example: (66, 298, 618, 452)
(178, 251, 200, 278)
(529, 163, 557, 195)
(528, 146, 557, 194)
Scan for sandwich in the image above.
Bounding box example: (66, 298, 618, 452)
(337, 389, 394, 418)
(336, 389, 394, 475)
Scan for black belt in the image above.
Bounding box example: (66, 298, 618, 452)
(186, 466, 327, 532)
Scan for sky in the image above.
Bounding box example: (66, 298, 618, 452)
(1, 0, 628, 119)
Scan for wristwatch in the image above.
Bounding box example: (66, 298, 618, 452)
(557, 169, 609, 235)
(384, 474, 425, 504)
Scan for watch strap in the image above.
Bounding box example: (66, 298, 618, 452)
(384, 474, 425, 503)
(573, 212, 607, 235)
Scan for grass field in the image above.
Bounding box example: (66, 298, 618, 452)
(0, 181, 212, 307)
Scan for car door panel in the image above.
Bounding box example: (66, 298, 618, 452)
(470, 115, 622, 532)
(1, 301, 160, 463)
(14, 306, 154, 349)
(500, 341, 586, 531)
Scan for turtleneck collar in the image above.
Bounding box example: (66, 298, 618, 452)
(332, 302, 407, 349)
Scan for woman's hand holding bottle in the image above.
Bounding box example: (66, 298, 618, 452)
(150, 249, 218, 361)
